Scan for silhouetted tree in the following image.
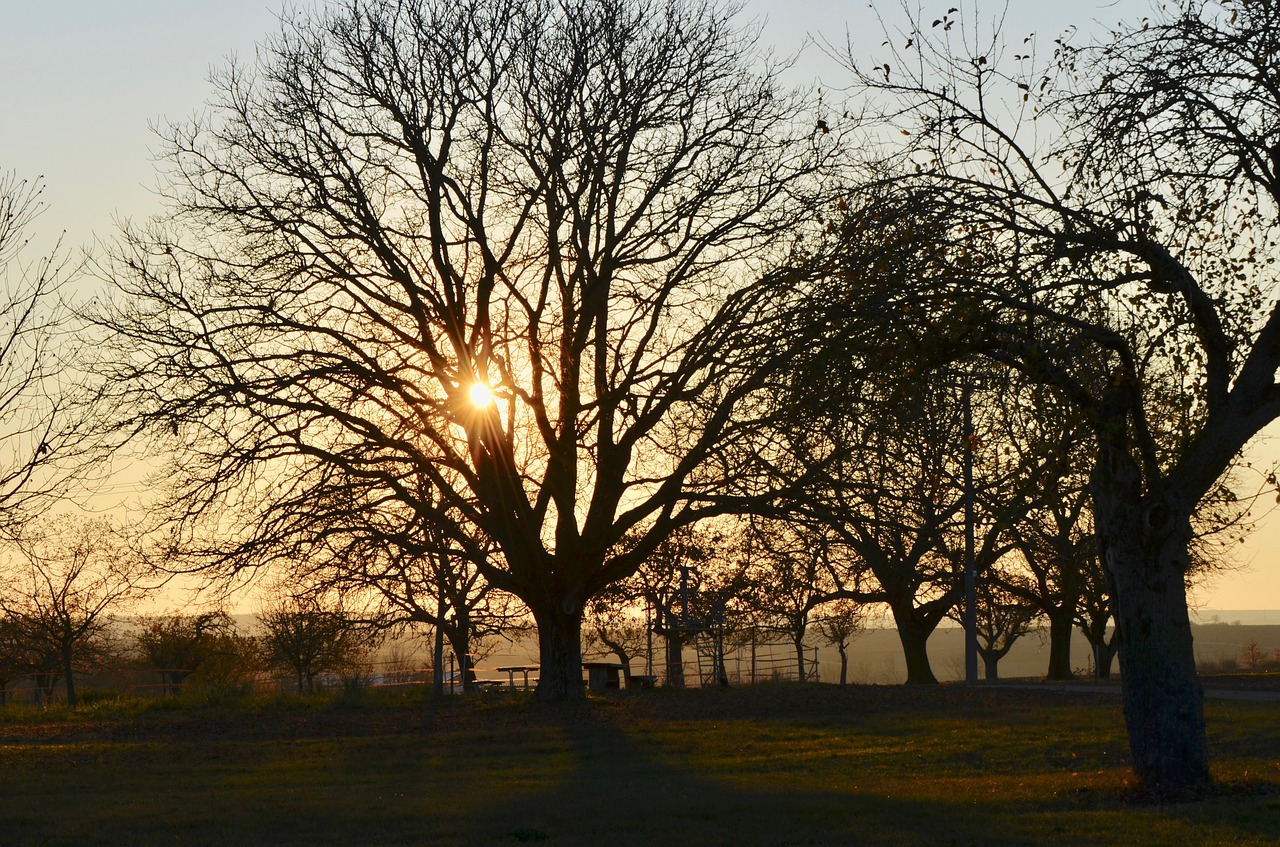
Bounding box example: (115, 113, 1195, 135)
(582, 589, 648, 680)
(813, 598, 868, 685)
(96, 0, 832, 701)
(0, 516, 145, 706)
(0, 614, 32, 704)
(259, 594, 381, 693)
(135, 611, 237, 695)
(948, 576, 1039, 680)
(0, 173, 90, 535)
(742, 516, 857, 681)
(843, 0, 1280, 789)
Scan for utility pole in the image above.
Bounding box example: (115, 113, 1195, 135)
(963, 378, 978, 684)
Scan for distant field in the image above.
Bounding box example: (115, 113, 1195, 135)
(1, 684, 1277, 846)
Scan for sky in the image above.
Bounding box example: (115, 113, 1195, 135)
(3, 0, 1278, 612)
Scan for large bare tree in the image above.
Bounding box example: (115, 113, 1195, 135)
(96, 0, 830, 700)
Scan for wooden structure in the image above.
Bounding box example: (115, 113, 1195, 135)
(582, 662, 625, 692)
(495, 665, 539, 691)
(650, 563, 728, 687)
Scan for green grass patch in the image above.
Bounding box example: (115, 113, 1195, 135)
(0, 685, 1276, 845)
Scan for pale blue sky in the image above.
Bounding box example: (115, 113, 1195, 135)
(8, 0, 1277, 610)
(0, 0, 1147, 247)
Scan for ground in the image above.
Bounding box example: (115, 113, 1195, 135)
(1, 682, 1278, 845)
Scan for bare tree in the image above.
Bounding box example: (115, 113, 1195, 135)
(741, 516, 856, 681)
(839, 0, 1280, 790)
(268, 490, 529, 696)
(0, 516, 146, 706)
(1073, 550, 1118, 680)
(96, 0, 831, 701)
(0, 173, 89, 534)
(582, 591, 648, 679)
(794, 366, 1021, 684)
(259, 593, 382, 693)
(813, 598, 867, 685)
(947, 574, 1039, 681)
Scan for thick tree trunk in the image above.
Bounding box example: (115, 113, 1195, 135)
(533, 606, 584, 702)
(1045, 608, 1074, 681)
(1108, 533, 1208, 790)
(982, 650, 999, 680)
(889, 604, 937, 684)
(1095, 640, 1118, 679)
(1095, 470, 1209, 792)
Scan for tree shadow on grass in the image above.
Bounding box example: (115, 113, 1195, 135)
(454, 707, 1279, 847)
(3, 693, 1278, 846)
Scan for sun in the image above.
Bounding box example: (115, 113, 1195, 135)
(468, 381, 495, 408)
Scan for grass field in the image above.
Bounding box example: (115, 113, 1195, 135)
(1, 683, 1278, 846)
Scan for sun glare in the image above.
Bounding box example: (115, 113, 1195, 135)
(468, 381, 495, 408)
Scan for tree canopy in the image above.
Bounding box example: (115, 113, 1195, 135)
(96, 0, 832, 700)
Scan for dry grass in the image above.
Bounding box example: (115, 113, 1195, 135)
(0, 683, 1277, 845)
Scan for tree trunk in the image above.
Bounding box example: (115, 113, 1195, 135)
(1095, 471, 1209, 792)
(444, 627, 474, 695)
(1109, 533, 1207, 790)
(889, 603, 938, 684)
(837, 643, 848, 685)
(62, 645, 77, 707)
(432, 623, 445, 698)
(533, 605, 584, 702)
(794, 633, 807, 682)
(981, 649, 999, 680)
(1045, 607, 1074, 681)
(1095, 639, 1118, 679)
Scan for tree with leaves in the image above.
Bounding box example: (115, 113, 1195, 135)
(842, 0, 1280, 790)
(135, 611, 238, 695)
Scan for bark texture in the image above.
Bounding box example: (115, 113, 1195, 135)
(1095, 448, 1209, 791)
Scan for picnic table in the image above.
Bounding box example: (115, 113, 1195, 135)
(495, 665, 539, 691)
(582, 662, 626, 693)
